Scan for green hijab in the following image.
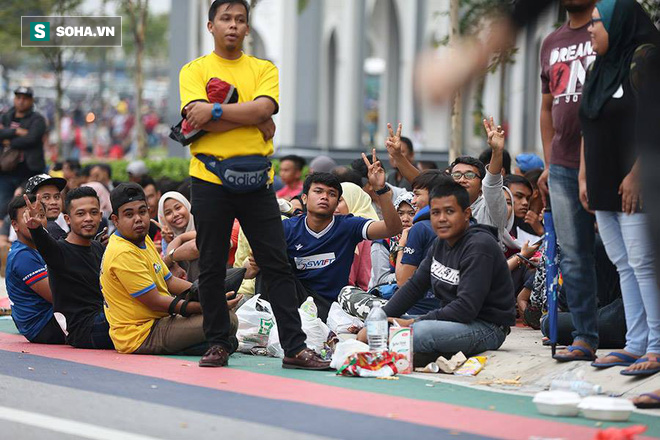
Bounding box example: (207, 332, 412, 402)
(581, 0, 660, 119)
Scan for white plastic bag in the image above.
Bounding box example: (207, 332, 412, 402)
(327, 302, 363, 334)
(267, 320, 285, 358)
(266, 297, 330, 357)
(330, 339, 369, 370)
(236, 294, 274, 353)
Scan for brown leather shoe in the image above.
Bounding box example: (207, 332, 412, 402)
(199, 345, 229, 367)
(282, 347, 331, 370)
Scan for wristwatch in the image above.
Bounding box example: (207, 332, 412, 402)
(375, 185, 391, 196)
(168, 247, 178, 263)
(211, 102, 223, 121)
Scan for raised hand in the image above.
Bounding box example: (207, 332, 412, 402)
(362, 148, 386, 192)
(22, 194, 45, 230)
(483, 116, 505, 152)
(385, 122, 403, 158)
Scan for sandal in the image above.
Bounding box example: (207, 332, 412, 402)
(634, 393, 660, 409)
(553, 345, 596, 362)
(621, 356, 660, 376)
(591, 352, 638, 369)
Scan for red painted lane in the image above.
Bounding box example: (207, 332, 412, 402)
(0, 332, 640, 440)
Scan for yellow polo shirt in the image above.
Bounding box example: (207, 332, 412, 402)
(101, 233, 172, 353)
(179, 52, 279, 185)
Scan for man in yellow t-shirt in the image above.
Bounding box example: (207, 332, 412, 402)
(101, 183, 239, 354)
(178, 0, 329, 370)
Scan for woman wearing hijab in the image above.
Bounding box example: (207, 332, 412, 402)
(570, 0, 660, 378)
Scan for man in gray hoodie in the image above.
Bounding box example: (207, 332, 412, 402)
(449, 117, 513, 246)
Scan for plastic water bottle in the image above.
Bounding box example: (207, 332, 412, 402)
(365, 302, 388, 352)
(550, 379, 603, 397)
(300, 296, 318, 320)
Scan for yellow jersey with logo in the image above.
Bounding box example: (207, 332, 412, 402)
(179, 52, 279, 185)
(101, 233, 172, 353)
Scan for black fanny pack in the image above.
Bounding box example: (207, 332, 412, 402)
(195, 154, 271, 193)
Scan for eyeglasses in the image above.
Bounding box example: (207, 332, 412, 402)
(589, 17, 603, 27)
(451, 171, 480, 181)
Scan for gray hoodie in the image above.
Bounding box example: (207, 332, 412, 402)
(470, 169, 517, 249)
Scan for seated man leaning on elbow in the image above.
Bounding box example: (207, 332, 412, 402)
(101, 183, 240, 355)
(358, 180, 515, 361)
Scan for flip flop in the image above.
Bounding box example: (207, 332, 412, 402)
(634, 393, 660, 409)
(620, 357, 660, 376)
(591, 352, 638, 369)
(553, 345, 596, 362)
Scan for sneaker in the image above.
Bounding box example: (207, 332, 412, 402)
(282, 347, 331, 370)
(199, 345, 229, 367)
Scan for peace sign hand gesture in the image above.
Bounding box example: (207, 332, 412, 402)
(362, 148, 386, 192)
(385, 122, 403, 158)
(483, 116, 505, 152)
(22, 194, 44, 230)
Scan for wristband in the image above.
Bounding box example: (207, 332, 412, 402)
(211, 103, 223, 121)
(375, 185, 391, 196)
(179, 300, 190, 317)
(168, 296, 183, 315)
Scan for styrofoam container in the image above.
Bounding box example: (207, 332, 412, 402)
(533, 391, 582, 417)
(578, 396, 634, 422)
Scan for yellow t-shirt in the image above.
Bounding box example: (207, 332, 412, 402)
(101, 233, 172, 353)
(179, 52, 279, 185)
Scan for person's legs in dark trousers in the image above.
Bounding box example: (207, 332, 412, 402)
(191, 178, 236, 353)
(0, 175, 23, 218)
(236, 185, 307, 358)
(89, 312, 114, 349)
(30, 315, 66, 344)
(549, 165, 599, 351)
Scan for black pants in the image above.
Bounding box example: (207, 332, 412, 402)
(30, 315, 66, 345)
(191, 178, 307, 357)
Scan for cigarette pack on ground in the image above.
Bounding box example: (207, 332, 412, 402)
(454, 356, 487, 376)
(388, 327, 413, 374)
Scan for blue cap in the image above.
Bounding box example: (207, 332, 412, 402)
(515, 154, 544, 173)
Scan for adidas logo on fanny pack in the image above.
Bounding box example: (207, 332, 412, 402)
(224, 168, 266, 186)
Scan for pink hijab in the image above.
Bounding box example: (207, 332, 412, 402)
(82, 181, 112, 216)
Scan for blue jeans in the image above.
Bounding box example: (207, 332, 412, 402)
(412, 319, 507, 357)
(595, 211, 660, 355)
(549, 165, 599, 348)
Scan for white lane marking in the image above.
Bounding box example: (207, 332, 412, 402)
(0, 405, 162, 440)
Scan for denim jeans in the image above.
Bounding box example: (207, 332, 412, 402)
(549, 165, 599, 348)
(191, 178, 307, 358)
(411, 319, 507, 357)
(595, 211, 660, 355)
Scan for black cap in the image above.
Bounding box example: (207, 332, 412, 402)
(14, 86, 34, 97)
(111, 182, 146, 215)
(25, 174, 67, 194)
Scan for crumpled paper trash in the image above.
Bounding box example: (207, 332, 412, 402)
(415, 352, 468, 374)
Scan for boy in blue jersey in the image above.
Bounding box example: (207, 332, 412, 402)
(5, 194, 65, 344)
(282, 151, 402, 320)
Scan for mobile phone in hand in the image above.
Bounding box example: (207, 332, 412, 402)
(94, 227, 108, 241)
(517, 253, 539, 268)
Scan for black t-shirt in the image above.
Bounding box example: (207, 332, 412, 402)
(579, 47, 649, 212)
(383, 225, 515, 327)
(29, 226, 105, 347)
(46, 220, 67, 240)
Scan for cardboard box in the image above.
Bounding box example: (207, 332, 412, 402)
(389, 327, 413, 374)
